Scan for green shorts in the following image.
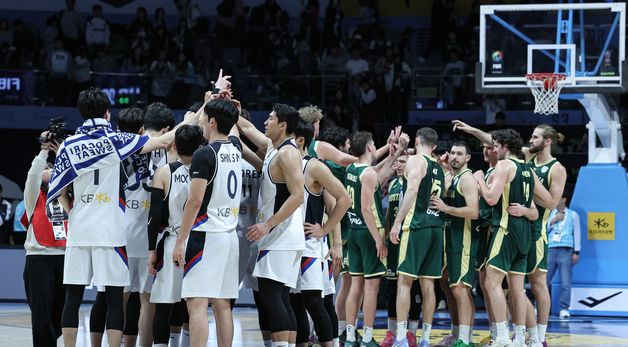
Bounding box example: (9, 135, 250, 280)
(347, 228, 387, 278)
(475, 225, 493, 271)
(446, 251, 475, 287)
(386, 238, 400, 280)
(486, 226, 530, 275)
(397, 227, 444, 279)
(526, 235, 548, 274)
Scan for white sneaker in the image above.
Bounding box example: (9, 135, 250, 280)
(526, 338, 543, 347)
(487, 340, 513, 347)
(437, 300, 447, 311)
(559, 309, 571, 319)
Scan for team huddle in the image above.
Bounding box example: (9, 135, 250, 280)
(45, 73, 565, 347)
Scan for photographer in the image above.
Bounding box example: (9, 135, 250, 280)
(22, 135, 66, 347)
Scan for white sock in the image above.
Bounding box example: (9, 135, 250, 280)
(339, 320, 347, 336)
(170, 332, 181, 347)
(538, 323, 548, 342)
(528, 326, 539, 340)
(514, 325, 526, 345)
(452, 325, 459, 338)
(496, 321, 509, 342)
(273, 342, 288, 347)
(490, 322, 497, 340)
(333, 337, 340, 347)
(264, 341, 273, 347)
(346, 324, 356, 342)
(362, 326, 373, 343)
(180, 329, 190, 347)
(421, 323, 432, 343)
(408, 320, 419, 335)
(459, 325, 470, 344)
(388, 318, 397, 332)
(396, 321, 408, 342)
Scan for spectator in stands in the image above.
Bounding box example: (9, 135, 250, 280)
(171, 17, 193, 56)
(150, 26, 169, 59)
(92, 49, 117, 73)
(129, 7, 153, 41)
(131, 28, 151, 53)
(321, 43, 348, 74)
(346, 47, 369, 77)
(442, 49, 465, 108)
(73, 46, 92, 97)
(369, 27, 391, 58)
(358, 78, 377, 130)
(154, 7, 167, 30)
(12, 199, 26, 244)
(0, 19, 12, 47)
(13, 19, 36, 68)
(41, 17, 59, 55)
(494, 111, 506, 128)
(169, 51, 195, 108)
(0, 184, 13, 244)
(46, 38, 73, 105)
(59, 0, 81, 54)
(546, 193, 581, 319)
(484, 95, 506, 124)
(85, 4, 110, 54)
(149, 50, 175, 103)
(419, 0, 456, 63)
(385, 53, 412, 123)
(122, 46, 148, 73)
(323, 0, 343, 48)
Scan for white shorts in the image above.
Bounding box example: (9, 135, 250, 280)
(292, 256, 324, 293)
(253, 249, 302, 289)
(64, 246, 130, 287)
(151, 233, 183, 303)
(125, 256, 153, 293)
(322, 258, 336, 296)
(181, 231, 240, 299)
(241, 240, 259, 292)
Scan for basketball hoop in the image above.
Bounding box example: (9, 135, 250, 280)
(525, 73, 566, 115)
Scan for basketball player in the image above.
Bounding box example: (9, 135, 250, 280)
(291, 119, 351, 347)
(172, 99, 242, 347)
(381, 152, 422, 347)
(300, 105, 356, 166)
(237, 103, 306, 347)
(344, 131, 409, 347)
(48, 87, 200, 347)
(472, 129, 538, 347)
(429, 142, 479, 347)
(389, 128, 445, 347)
(523, 125, 566, 347)
(148, 125, 203, 347)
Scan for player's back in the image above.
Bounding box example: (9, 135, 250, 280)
(528, 156, 558, 239)
(492, 158, 535, 233)
(403, 154, 445, 231)
(345, 163, 385, 231)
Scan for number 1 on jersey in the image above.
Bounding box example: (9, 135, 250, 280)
(93, 169, 100, 185)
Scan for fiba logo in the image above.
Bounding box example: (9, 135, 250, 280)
(491, 50, 503, 73)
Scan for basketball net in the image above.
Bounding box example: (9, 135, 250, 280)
(525, 73, 566, 115)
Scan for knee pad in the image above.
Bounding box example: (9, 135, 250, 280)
(169, 300, 186, 327)
(62, 285, 85, 329)
(104, 286, 125, 331)
(323, 294, 339, 338)
(387, 280, 398, 318)
(89, 291, 107, 333)
(123, 292, 140, 335)
(257, 279, 293, 333)
(302, 290, 333, 342)
(153, 303, 173, 344)
(290, 293, 310, 344)
(253, 290, 270, 331)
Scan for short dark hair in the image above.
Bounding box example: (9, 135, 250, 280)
(451, 141, 471, 155)
(144, 102, 175, 131)
(187, 101, 204, 113)
(350, 131, 373, 157)
(175, 125, 204, 157)
(319, 126, 350, 149)
(293, 119, 314, 149)
(117, 107, 144, 134)
(240, 108, 251, 121)
(492, 128, 524, 156)
(416, 127, 438, 147)
(273, 103, 300, 134)
(204, 99, 238, 135)
(77, 87, 111, 119)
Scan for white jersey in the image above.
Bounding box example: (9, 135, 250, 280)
(302, 156, 324, 258)
(67, 163, 127, 247)
(237, 160, 261, 232)
(257, 138, 305, 251)
(122, 148, 169, 256)
(165, 161, 190, 232)
(190, 136, 243, 233)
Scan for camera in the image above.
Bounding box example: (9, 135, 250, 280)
(39, 117, 72, 144)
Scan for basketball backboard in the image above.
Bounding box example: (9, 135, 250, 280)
(477, 2, 626, 94)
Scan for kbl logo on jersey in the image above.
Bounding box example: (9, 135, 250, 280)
(216, 207, 239, 218)
(81, 192, 112, 204)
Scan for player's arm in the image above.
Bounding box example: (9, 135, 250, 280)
(390, 155, 426, 243)
(236, 114, 269, 152)
(173, 148, 214, 267)
(315, 140, 357, 166)
(311, 161, 350, 235)
(247, 146, 304, 240)
(360, 168, 386, 259)
(430, 173, 479, 219)
(323, 190, 343, 268)
(452, 120, 492, 145)
(374, 133, 410, 185)
(58, 186, 72, 214)
(475, 160, 511, 206)
(140, 110, 199, 154)
(508, 200, 539, 221)
(147, 165, 170, 274)
(242, 142, 263, 171)
(534, 164, 566, 210)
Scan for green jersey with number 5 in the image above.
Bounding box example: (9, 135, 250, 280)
(402, 155, 445, 230)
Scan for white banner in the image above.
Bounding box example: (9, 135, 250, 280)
(570, 286, 628, 313)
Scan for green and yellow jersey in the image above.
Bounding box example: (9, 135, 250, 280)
(402, 155, 445, 231)
(345, 163, 385, 231)
(528, 156, 559, 242)
(445, 169, 473, 253)
(492, 158, 535, 231)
